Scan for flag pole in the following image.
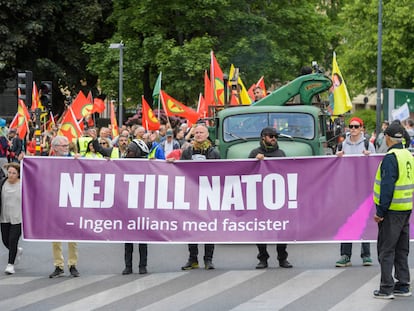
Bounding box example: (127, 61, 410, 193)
(375, 0, 383, 136)
(157, 72, 162, 121)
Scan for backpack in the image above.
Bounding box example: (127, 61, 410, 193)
(337, 139, 369, 152)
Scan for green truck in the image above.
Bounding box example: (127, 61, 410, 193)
(209, 72, 334, 159)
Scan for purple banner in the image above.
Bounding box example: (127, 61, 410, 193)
(21, 155, 414, 243)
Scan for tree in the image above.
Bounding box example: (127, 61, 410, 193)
(336, 0, 414, 96)
(85, 0, 332, 109)
(0, 0, 114, 114)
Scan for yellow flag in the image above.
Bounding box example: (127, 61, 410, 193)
(229, 64, 252, 105)
(332, 52, 352, 115)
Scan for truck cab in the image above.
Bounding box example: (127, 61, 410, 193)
(209, 72, 333, 159)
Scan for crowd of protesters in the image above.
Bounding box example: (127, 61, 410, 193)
(0, 118, 210, 277)
(0, 116, 412, 301)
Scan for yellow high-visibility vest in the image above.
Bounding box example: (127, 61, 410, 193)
(373, 148, 414, 211)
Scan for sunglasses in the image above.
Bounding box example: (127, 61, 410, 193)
(348, 124, 361, 129)
(266, 134, 278, 138)
(100, 142, 108, 145)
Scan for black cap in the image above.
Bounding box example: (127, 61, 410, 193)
(260, 127, 278, 137)
(384, 122, 404, 138)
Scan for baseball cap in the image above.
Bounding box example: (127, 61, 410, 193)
(384, 122, 404, 138)
(166, 129, 174, 137)
(260, 127, 278, 137)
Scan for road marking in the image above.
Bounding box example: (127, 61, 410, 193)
(0, 275, 112, 311)
(138, 270, 266, 311)
(0, 276, 43, 285)
(51, 272, 184, 311)
(329, 268, 414, 311)
(230, 269, 343, 310)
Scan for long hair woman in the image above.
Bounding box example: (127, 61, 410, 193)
(0, 162, 22, 274)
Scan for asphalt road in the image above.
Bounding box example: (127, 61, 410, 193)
(0, 241, 413, 310)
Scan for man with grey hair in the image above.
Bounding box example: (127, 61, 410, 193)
(180, 124, 220, 270)
(49, 136, 80, 278)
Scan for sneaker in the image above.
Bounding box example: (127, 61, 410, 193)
(373, 290, 394, 299)
(49, 266, 64, 278)
(335, 255, 351, 267)
(393, 287, 412, 297)
(256, 260, 268, 269)
(181, 261, 199, 270)
(122, 267, 132, 275)
(69, 265, 80, 277)
(5, 264, 15, 275)
(279, 259, 293, 268)
(15, 247, 23, 265)
(362, 257, 373, 266)
(204, 260, 215, 270)
(139, 266, 148, 274)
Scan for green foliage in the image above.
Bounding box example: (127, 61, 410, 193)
(337, 0, 414, 97)
(0, 0, 113, 112)
(85, 0, 332, 108)
(4, 0, 413, 120)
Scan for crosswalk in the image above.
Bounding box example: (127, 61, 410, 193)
(0, 268, 412, 311)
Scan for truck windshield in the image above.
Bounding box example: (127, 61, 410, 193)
(223, 112, 315, 142)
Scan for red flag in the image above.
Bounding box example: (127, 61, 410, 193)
(197, 93, 208, 118)
(10, 90, 31, 139)
(31, 82, 40, 111)
(110, 101, 119, 137)
(46, 111, 57, 131)
(160, 90, 199, 124)
(87, 91, 93, 105)
(248, 77, 267, 101)
(71, 91, 93, 120)
(92, 97, 106, 113)
(142, 96, 160, 131)
(204, 70, 214, 107)
(255, 76, 267, 95)
(248, 83, 255, 101)
(230, 93, 239, 106)
(210, 51, 224, 105)
(9, 113, 18, 131)
(58, 107, 82, 142)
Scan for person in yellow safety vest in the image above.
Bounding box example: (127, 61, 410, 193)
(83, 140, 103, 159)
(145, 132, 165, 160)
(76, 129, 93, 157)
(372, 122, 414, 299)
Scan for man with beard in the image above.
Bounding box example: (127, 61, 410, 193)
(92, 131, 129, 158)
(249, 127, 293, 269)
(180, 124, 220, 270)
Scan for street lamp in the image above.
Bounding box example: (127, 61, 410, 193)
(109, 42, 124, 126)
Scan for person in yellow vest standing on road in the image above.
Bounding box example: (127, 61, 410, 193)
(373, 122, 414, 299)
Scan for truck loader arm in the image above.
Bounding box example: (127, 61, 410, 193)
(252, 73, 332, 106)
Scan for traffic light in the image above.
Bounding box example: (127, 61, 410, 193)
(17, 71, 33, 108)
(39, 81, 53, 111)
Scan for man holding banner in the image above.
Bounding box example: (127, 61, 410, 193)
(249, 126, 292, 269)
(335, 117, 375, 268)
(49, 136, 80, 278)
(180, 124, 220, 270)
